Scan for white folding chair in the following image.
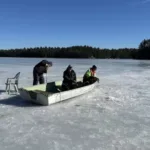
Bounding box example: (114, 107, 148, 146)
(5, 72, 21, 94)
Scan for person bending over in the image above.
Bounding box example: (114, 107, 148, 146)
(83, 65, 99, 85)
(33, 60, 52, 85)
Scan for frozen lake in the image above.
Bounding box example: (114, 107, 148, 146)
(0, 58, 150, 150)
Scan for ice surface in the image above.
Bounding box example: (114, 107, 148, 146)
(0, 58, 150, 150)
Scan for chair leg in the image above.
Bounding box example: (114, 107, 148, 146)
(14, 84, 18, 94)
(5, 84, 8, 92)
(16, 84, 19, 92)
(8, 84, 10, 94)
(16, 84, 19, 93)
(14, 85, 16, 92)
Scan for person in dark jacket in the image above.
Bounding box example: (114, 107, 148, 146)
(62, 65, 77, 90)
(33, 60, 53, 85)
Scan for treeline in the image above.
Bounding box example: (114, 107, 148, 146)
(0, 39, 149, 59)
(0, 46, 138, 59)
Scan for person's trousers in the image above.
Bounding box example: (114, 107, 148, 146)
(33, 72, 44, 85)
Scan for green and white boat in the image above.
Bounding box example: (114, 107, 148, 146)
(19, 78, 98, 106)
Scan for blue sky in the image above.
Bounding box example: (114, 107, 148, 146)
(0, 0, 150, 49)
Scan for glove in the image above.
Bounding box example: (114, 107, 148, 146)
(96, 78, 100, 83)
(70, 78, 76, 82)
(73, 80, 77, 84)
(46, 66, 49, 71)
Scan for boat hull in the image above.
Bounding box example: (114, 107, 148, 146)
(19, 78, 97, 106)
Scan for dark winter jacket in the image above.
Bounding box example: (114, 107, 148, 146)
(63, 69, 76, 84)
(33, 60, 52, 75)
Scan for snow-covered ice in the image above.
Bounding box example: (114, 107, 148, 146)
(0, 58, 150, 150)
